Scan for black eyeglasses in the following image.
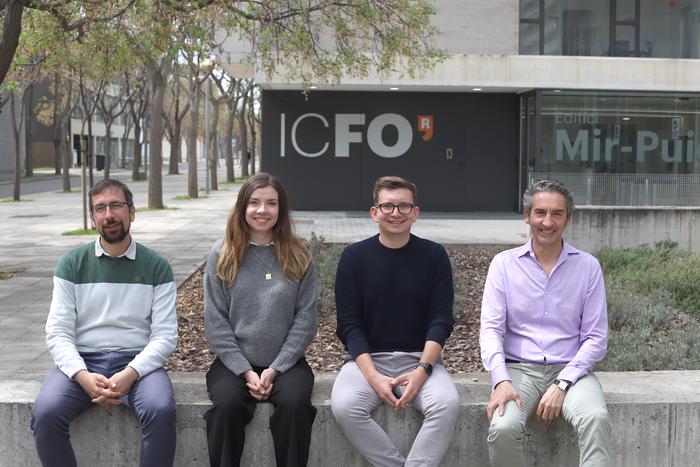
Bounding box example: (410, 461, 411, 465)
(377, 203, 415, 215)
(93, 201, 129, 214)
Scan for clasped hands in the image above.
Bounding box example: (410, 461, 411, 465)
(74, 367, 139, 408)
(243, 368, 279, 401)
(368, 368, 428, 411)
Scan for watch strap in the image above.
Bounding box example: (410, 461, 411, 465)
(417, 361, 433, 376)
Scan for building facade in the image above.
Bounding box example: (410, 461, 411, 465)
(222, 0, 700, 211)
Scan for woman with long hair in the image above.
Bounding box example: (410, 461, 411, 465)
(203, 173, 318, 467)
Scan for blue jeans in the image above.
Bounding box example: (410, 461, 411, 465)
(31, 352, 176, 467)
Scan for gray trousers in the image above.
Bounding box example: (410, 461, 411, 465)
(331, 352, 460, 467)
(488, 363, 612, 467)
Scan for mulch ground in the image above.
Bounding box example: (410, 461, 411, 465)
(165, 244, 511, 374)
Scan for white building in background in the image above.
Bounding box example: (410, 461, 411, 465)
(219, 0, 700, 211)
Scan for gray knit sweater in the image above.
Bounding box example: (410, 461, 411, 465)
(204, 239, 318, 375)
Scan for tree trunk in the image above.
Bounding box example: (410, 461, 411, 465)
(186, 68, 200, 198)
(103, 120, 113, 180)
(147, 57, 170, 209)
(249, 121, 257, 174)
(0, 1, 23, 87)
(87, 118, 94, 187)
(51, 72, 64, 179)
(238, 111, 249, 177)
(208, 82, 219, 191)
(10, 92, 21, 201)
(224, 100, 235, 182)
(132, 123, 142, 181)
(169, 124, 181, 176)
(60, 118, 70, 192)
(24, 82, 34, 177)
(168, 74, 182, 175)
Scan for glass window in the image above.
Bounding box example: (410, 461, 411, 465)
(525, 90, 700, 206)
(521, 0, 541, 20)
(520, 0, 700, 58)
(617, 0, 636, 21)
(520, 22, 541, 54)
(96, 137, 105, 155)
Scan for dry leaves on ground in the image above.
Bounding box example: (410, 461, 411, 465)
(165, 244, 510, 374)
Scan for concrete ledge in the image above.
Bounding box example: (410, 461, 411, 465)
(570, 206, 700, 253)
(1, 371, 699, 466)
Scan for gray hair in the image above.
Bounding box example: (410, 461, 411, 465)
(522, 179, 574, 215)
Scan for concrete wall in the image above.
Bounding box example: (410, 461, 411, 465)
(569, 206, 700, 253)
(433, 0, 518, 54)
(2, 371, 699, 466)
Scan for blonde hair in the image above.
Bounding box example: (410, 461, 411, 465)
(216, 173, 310, 284)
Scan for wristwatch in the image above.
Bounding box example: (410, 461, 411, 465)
(554, 379, 571, 392)
(417, 361, 433, 376)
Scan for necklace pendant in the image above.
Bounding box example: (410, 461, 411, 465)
(265, 272, 272, 280)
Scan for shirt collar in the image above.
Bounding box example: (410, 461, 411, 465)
(94, 236, 136, 260)
(517, 238, 579, 261)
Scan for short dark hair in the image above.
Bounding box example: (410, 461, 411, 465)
(523, 179, 574, 215)
(372, 176, 417, 205)
(88, 179, 134, 212)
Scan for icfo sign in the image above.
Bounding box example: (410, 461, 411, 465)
(280, 113, 434, 159)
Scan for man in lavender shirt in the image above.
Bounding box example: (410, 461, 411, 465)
(480, 179, 612, 467)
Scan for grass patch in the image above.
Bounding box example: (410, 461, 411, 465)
(62, 228, 98, 236)
(139, 206, 178, 211)
(1, 197, 35, 202)
(174, 194, 208, 200)
(0, 267, 18, 280)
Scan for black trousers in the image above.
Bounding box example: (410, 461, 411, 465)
(204, 357, 317, 467)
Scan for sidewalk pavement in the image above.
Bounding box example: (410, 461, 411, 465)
(0, 169, 527, 379)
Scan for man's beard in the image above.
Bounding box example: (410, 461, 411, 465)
(100, 222, 129, 244)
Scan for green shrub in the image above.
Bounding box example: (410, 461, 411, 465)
(598, 282, 700, 371)
(597, 243, 700, 319)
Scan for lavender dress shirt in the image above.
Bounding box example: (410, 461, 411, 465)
(480, 239, 608, 387)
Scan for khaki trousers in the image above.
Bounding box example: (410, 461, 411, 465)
(488, 363, 612, 467)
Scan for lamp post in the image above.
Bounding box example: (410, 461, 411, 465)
(200, 58, 214, 194)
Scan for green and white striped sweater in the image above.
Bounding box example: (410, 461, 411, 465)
(46, 238, 178, 379)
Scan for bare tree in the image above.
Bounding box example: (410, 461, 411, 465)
(163, 66, 189, 175)
(213, 71, 241, 183)
(124, 68, 149, 181)
(236, 80, 254, 177)
(145, 55, 172, 209)
(76, 67, 106, 187)
(96, 84, 129, 179)
(246, 84, 260, 174)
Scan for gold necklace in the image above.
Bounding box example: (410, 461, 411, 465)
(250, 243, 275, 280)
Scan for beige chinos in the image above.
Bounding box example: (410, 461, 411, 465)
(488, 363, 612, 467)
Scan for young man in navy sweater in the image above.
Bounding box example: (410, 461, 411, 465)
(331, 175, 459, 466)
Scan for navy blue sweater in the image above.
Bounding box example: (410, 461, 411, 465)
(335, 234, 455, 360)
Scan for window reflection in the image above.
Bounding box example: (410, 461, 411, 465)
(519, 0, 700, 59)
